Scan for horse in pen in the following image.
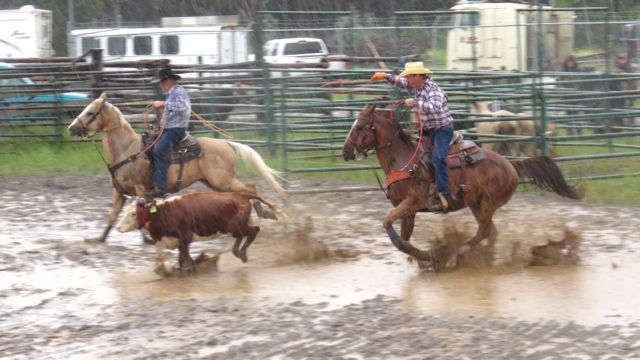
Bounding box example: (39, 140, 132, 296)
(469, 101, 558, 158)
(342, 103, 584, 270)
(68, 93, 286, 243)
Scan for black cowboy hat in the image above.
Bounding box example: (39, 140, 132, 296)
(158, 68, 181, 81)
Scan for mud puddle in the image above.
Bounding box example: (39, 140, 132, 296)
(1, 175, 640, 358)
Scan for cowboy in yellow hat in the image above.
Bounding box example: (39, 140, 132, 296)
(370, 61, 455, 211)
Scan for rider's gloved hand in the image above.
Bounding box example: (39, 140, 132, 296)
(370, 72, 388, 81)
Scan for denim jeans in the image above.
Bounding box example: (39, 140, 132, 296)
(151, 127, 186, 193)
(427, 124, 454, 198)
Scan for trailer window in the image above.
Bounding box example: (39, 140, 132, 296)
(107, 37, 125, 56)
(81, 37, 100, 53)
(160, 35, 179, 55)
(283, 41, 322, 55)
(134, 36, 152, 55)
(458, 12, 479, 27)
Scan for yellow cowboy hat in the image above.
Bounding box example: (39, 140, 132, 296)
(399, 61, 433, 77)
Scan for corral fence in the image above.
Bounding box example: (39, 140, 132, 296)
(1, 7, 639, 192)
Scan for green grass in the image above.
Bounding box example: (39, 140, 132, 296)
(0, 142, 106, 176)
(1, 133, 639, 207)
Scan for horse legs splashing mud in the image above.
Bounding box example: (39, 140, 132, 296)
(342, 104, 583, 270)
(68, 93, 286, 243)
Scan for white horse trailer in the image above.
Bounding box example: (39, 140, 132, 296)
(69, 25, 250, 66)
(0, 5, 53, 58)
(447, 2, 574, 72)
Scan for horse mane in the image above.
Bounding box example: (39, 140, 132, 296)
(375, 103, 414, 145)
(105, 101, 136, 135)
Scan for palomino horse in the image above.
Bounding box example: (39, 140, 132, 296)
(342, 104, 583, 270)
(68, 93, 286, 242)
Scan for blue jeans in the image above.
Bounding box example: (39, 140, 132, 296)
(427, 124, 454, 198)
(151, 127, 186, 193)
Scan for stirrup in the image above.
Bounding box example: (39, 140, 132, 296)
(425, 187, 443, 211)
(438, 192, 449, 210)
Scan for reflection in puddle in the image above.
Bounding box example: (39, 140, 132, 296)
(403, 264, 640, 326)
(110, 254, 640, 327)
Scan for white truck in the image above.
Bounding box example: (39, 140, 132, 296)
(0, 5, 53, 58)
(446, 1, 574, 71)
(263, 37, 347, 77)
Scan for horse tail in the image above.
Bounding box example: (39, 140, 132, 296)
(509, 156, 585, 200)
(226, 141, 287, 200)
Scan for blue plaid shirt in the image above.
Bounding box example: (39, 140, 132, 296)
(162, 83, 191, 129)
(387, 74, 453, 130)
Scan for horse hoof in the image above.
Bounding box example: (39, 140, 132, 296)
(445, 254, 459, 269)
(416, 259, 431, 270)
(181, 265, 197, 274)
(142, 236, 154, 245)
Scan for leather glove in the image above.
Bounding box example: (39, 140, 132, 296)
(370, 72, 387, 81)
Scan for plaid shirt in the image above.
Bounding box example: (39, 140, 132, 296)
(387, 74, 453, 129)
(162, 83, 191, 129)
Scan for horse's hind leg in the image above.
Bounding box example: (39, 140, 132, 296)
(253, 201, 277, 220)
(201, 170, 278, 220)
(201, 167, 257, 194)
(446, 202, 497, 268)
(467, 203, 497, 248)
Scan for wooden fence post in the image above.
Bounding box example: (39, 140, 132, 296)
(90, 48, 103, 99)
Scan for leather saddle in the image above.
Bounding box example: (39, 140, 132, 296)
(420, 131, 486, 169)
(142, 129, 202, 164)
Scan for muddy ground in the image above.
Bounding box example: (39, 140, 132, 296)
(1, 175, 640, 359)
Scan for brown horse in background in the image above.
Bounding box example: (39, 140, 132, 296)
(342, 104, 583, 270)
(68, 93, 286, 243)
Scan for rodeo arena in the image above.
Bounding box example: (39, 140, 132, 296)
(2, 2, 640, 359)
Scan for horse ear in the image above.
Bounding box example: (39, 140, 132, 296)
(99, 92, 108, 101)
(363, 104, 377, 114)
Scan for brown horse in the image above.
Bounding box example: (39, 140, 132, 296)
(342, 104, 583, 269)
(68, 93, 286, 242)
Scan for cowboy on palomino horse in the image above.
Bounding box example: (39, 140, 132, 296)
(149, 68, 191, 199)
(68, 91, 285, 243)
(370, 61, 455, 211)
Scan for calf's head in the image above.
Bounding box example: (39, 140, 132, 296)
(116, 197, 152, 232)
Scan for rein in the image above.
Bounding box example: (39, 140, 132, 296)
(400, 111, 424, 171)
(106, 105, 160, 175)
(108, 106, 234, 175)
(359, 105, 426, 189)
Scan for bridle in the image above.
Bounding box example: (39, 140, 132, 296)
(347, 110, 398, 158)
(76, 100, 107, 136)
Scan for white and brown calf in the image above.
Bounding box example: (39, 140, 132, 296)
(116, 191, 275, 272)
